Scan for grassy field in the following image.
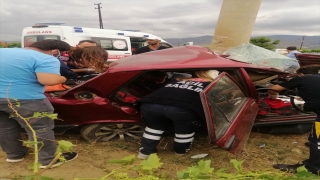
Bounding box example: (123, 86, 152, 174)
(0, 130, 311, 179)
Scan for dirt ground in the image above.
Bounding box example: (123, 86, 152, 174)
(0, 130, 310, 180)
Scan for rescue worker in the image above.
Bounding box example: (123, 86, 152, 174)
(136, 70, 219, 159)
(269, 65, 320, 175)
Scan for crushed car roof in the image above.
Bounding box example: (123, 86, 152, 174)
(108, 46, 284, 72)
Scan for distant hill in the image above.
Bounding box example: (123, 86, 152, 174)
(165, 35, 320, 49)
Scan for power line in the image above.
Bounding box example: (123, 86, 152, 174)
(94, 3, 103, 29)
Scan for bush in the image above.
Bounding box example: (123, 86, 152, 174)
(301, 49, 320, 53)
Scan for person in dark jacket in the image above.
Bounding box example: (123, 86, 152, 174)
(137, 70, 219, 159)
(57, 52, 79, 80)
(269, 65, 320, 175)
(134, 36, 170, 55)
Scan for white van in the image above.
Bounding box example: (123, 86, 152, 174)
(21, 23, 172, 61)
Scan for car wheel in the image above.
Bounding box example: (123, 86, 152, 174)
(80, 123, 144, 142)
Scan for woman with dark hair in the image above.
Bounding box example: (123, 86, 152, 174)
(45, 46, 109, 91)
(67, 46, 109, 76)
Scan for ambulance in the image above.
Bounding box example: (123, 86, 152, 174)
(21, 23, 172, 61)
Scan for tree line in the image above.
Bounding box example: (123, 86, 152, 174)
(0, 42, 21, 48)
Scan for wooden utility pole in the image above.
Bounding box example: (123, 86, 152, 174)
(299, 36, 305, 50)
(94, 3, 104, 29)
(210, 0, 262, 54)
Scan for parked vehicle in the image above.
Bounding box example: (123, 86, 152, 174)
(47, 46, 315, 153)
(21, 23, 173, 61)
(295, 53, 320, 66)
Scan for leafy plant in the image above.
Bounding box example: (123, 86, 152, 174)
(74, 154, 163, 180)
(177, 159, 214, 179)
(177, 158, 320, 180)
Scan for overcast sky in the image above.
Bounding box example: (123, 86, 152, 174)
(0, 0, 319, 41)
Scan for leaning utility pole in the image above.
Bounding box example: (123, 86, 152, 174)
(94, 3, 103, 29)
(299, 36, 305, 50)
(210, 0, 262, 54)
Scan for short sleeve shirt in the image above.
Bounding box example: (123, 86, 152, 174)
(286, 50, 301, 59)
(0, 48, 60, 99)
(279, 75, 320, 112)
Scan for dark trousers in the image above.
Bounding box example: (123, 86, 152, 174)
(303, 119, 320, 175)
(139, 103, 199, 155)
(0, 98, 57, 165)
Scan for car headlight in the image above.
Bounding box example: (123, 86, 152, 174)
(74, 91, 97, 101)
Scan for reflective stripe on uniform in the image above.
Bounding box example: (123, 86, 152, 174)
(175, 132, 195, 138)
(143, 133, 161, 140)
(174, 137, 194, 143)
(316, 122, 320, 138)
(145, 127, 164, 134)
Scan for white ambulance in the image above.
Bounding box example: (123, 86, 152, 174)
(21, 23, 172, 61)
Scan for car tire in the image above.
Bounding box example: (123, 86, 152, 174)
(80, 123, 144, 142)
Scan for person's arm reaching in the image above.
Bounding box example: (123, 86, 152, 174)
(267, 84, 287, 99)
(71, 68, 95, 73)
(35, 56, 66, 85)
(36, 73, 66, 86)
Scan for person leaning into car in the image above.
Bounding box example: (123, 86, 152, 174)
(268, 65, 320, 175)
(136, 70, 219, 160)
(0, 39, 78, 169)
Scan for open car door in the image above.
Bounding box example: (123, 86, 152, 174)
(200, 72, 258, 153)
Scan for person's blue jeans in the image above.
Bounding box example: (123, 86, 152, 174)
(0, 98, 57, 165)
(140, 103, 199, 155)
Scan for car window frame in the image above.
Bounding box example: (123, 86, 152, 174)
(200, 72, 258, 152)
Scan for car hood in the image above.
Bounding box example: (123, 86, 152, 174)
(108, 46, 286, 73)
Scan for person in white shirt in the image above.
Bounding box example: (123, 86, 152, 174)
(286, 46, 301, 59)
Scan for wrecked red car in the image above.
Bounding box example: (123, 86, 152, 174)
(295, 53, 320, 66)
(46, 46, 315, 152)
